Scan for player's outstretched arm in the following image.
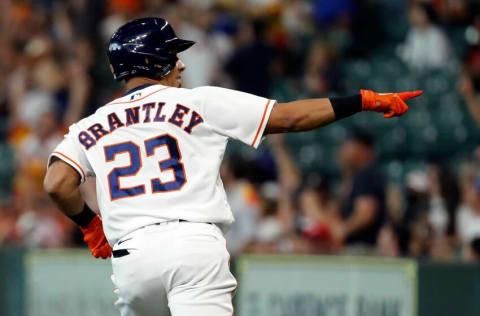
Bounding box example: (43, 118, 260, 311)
(265, 90, 423, 134)
(44, 160, 112, 259)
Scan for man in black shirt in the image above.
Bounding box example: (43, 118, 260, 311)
(336, 130, 386, 250)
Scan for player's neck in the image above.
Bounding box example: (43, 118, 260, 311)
(125, 77, 163, 92)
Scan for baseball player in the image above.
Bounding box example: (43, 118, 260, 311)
(44, 17, 422, 316)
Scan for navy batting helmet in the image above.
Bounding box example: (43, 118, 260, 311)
(107, 17, 195, 81)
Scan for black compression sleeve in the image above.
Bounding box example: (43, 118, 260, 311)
(330, 94, 362, 120)
(68, 204, 96, 227)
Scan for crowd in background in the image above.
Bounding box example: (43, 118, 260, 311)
(1, 0, 480, 262)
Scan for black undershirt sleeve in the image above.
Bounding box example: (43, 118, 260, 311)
(68, 204, 96, 227)
(329, 94, 362, 120)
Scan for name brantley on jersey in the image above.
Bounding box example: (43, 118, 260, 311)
(78, 101, 205, 150)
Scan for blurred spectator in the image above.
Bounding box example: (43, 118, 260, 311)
(14, 199, 67, 248)
(377, 222, 413, 257)
(415, 164, 458, 261)
(281, 0, 314, 39)
(224, 18, 276, 95)
(402, 170, 431, 257)
(16, 91, 56, 131)
(458, 15, 480, 126)
(398, 3, 452, 71)
(245, 135, 299, 254)
(245, 182, 286, 254)
(311, 0, 355, 54)
(427, 164, 459, 238)
(298, 175, 338, 253)
(222, 158, 261, 256)
(16, 108, 63, 202)
(334, 129, 387, 253)
(402, 165, 459, 260)
(456, 178, 480, 246)
(376, 223, 400, 257)
(404, 170, 429, 225)
(302, 41, 343, 97)
(269, 134, 337, 253)
(174, 7, 235, 87)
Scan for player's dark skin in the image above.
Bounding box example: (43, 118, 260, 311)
(44, 58, 336, 217)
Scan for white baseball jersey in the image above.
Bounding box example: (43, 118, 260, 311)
(48, 84, 276, 244)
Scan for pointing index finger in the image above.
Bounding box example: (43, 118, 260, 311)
(397, 90, 423, 101)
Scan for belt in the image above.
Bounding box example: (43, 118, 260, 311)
(112, 249, 130, 258)
(112, 220, 211, 258)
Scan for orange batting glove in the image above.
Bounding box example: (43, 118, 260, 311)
(79, 215, 112, 259)
(360, 90, 423, 118)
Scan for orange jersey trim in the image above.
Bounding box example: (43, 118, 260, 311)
(251, 99, 272, 147)
(52, 151, 86, 180)
(108, 87, 170, 105)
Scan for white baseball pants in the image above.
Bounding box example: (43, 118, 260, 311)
(110, 220, 237, 316)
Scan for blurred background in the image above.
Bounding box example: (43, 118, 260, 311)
(1, 0, 480, 315)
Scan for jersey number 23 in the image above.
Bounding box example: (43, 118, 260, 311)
(104, 134, 186, 200)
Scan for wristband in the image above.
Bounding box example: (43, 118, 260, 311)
(330, 94, 362, 120)
(68, 204, 96, 228)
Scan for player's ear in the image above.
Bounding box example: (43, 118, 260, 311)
(177, 59, 186, 71)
